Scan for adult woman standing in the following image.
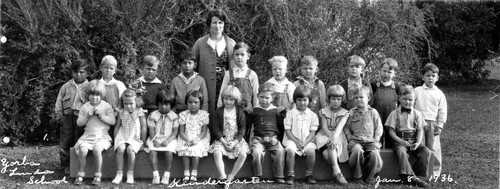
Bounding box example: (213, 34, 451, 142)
(192, 9, 236, 114)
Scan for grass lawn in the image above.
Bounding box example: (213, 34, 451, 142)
(0, 81, 498, 189)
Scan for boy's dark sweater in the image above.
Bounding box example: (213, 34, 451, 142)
(249, 107, 285, 141)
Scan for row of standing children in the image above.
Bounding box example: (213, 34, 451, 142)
(55, 41, 447, 187)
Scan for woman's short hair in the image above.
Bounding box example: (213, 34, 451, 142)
(206, 9, 228, 26)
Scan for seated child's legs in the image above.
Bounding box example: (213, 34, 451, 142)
(304, 148, 316, 175)
(149, 151, 158, 171)
(393, 145, 413, 176)
(268, 143, 285, 178)
(412, 145, 431, 178)
(348, 143, 364, 179)
(228, 152, 248, 181)
(365, 150, 383, 182)
(251, 142, 266, 177)
(76, 147, 89, 173)
(116, 144, 127, 171)
(92, 146, 104, 174)
(213, 150, 226, 178)
(126, 145, 136, 170)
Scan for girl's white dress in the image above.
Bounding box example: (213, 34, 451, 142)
(315, 107, 349, 162)
(146, 110, 179, 152)
(208, 108, 250, 159)
(177, 110, 210, 157)
(74, 101, 114, 154)
(114, 108, 145, 153)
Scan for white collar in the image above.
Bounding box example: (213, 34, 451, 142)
(178, 72, 198, 84)
(268, 77, 291, 85)
(254, 104, 277, 110)
(138, 76, 161, 84)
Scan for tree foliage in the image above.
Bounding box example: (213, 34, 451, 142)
(2, 0, 487, 142)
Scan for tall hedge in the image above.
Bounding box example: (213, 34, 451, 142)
(0, 0, 431, 143)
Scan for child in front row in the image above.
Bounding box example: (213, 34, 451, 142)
(315, 85, 349, 185)
(177, 90, 210, 184)
(343, 86, 383, 185)
(294, 56, 326, 114)
(112, 90, 147, 184)
(414, 63, 447, 177)
(248, 82, 286, 184)
(267, 56, 296, 113)
(74, 80, 115, 186)
(283, 85, 318, 185)
(386, 85, 430, 187)
(146, 90, 179, 185)
(340, 55, 373, 110)
(171, 51, 209, 114)
(210, 85, 250, 182)
(371, 58, 403, 148)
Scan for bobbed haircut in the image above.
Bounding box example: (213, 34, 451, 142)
(70, 59, 89, 72)
(326, 85, 346, 103)
(86, 79, 106, 97)
(185, 90, 204, 107)
(258, 82, 276, 95)
(121, 89, 143, 107)
(293, 85, 313, 102)
(221, 85, 242, 105)
(156, 90, 175, 107)
(421, 63, 440, 75)
(381, 58, 399, 71)
(206, 9, 228, 26)
(399, 85, 415, 96)
(101, 55, 118, 68)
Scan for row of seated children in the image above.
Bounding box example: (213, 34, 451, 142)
(54, 46, 442, 188)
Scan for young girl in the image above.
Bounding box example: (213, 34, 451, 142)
(177, 90, 210, 183)
(146, 90, 179, 185)
(315, 85, 349, 185)
(112, 89, 147, 184)
(74, 80, 115, 186)
(209, 85, 250, 182)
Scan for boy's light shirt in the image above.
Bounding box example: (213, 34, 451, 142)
(254, 104, 277, 111)
(284, 107, 319, 142)
(99, 77, 127, 98)
(347, 76, 362, 89)
(207, 36, 226, 56)
(414, 84, 447, 128)
(217, 65, 259, 108)
(385, 107, 426, 132)
(295, 75, 319, 85)
(71, 79, 89, 110)
(267, 77, 295, 103)
(178, 72, 199, 85)
(138, 76, 162, 84)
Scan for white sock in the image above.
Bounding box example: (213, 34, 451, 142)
(153, 170, 159, 177)
(164, 171, 170, 178)
(191, 170, 198, 177)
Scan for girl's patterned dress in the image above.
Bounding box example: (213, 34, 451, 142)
(315, 107, 349, 163)
(209, 108, 250, 159)
(114, 108, 144, 153)
(146, 110, 179, 152)
(177, 110, 210, 157)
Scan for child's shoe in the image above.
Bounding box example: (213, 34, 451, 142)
(285, 176, 294, 185)
(73, 177, 83, 185)
(126, 171, 134, 184)
(112, 172, 123, 184)
(183, 175, 190, 184)
(333, 173, 348, 185)
(161, 175, 169, 185)
(91, 176, 101, 186)
(411, 177, 428, 188)
(190, 175, 197, 183)
(152, 175, 160, 185)
(274, 177, 285, 184)
(306, 175, 316, 184)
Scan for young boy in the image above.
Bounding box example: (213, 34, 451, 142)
(282, 85, 318, 185)
(267, 56, 296, 113)
(340, 55, 373, 110)
(55, 59, 90, 174)
(386, 85, 430, 187)
(414, 63, 447, 177)
(137, 55, 165, 114)
(343, 86, 383, 184)
(293, 56, 326, 114)
(99, 55, 127, 112)
(370, 58, 403, 148)
(170, 51, 208, 114)
(248, 82, 285, 184)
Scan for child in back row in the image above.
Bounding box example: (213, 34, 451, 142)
(171, 51, 209, 114)
(177, 90, 210, 184)
(414, 63, 447, 177)
(371, 58, 403, 148)
(74, 80, 115, 186)
(248, 82, 286, 184)
(112, 89, 147, 184)
(315, 85, 349, 185)
(294, 56, 326, 114)
(344, 86, 383, 185)
(340, 55, 372, 110)
(267, 56, 296, 113)
(210, 85, 250, 182)
(55, 59, 89, 174)
(386, 85, 430, 188)
(99, 55, 127, 113)
(146, 90, 179, 185)
(137, 55, 165, 115)
(283, 85, 319, 185)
